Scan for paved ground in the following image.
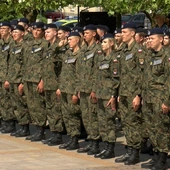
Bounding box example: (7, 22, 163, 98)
(0, 128, 169, 170)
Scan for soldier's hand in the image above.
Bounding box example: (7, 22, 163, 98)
(106, 97, 116, 111)
(72, 95, 79, 105)
(37, 79, 44, 93)
(56, 89, 61, 99)
(18, 83, 24, 96)
(89, 91, 97, 103)
(132, 95, 141, 112)
(162, 103, 169, 114)
(4, 81, 10, 89)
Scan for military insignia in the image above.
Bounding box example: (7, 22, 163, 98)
(147, 30, 151, 36)
(2, 45, 9, 52)
(113, 59, 118, 63)
(86, 53, 94, 60)
(97, 50, 102, 54)
(117, 55, 120, 58)
(99, 64, 109, 70)
(139, 58, 144, 65)
(113, 69, 117, 74)
(34, 47, 42, 53)
(14, 49, 21, 54)
(67, 58, 76, 64)
(138, 49, 142, 53)
(153, 59, 162, 65)
(168, 58, 170, 62)
(125, 53, 133, 60)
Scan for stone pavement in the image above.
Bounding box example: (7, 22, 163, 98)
(0, 130, 169, 170)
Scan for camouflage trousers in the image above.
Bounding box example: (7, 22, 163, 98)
(142, 100, 170, 153)
(97, 99, 116, 143)
(61, 92, 81, 137)
(45, 90, 63, 132)
(9, 83, 29, 125)
(25, 82, 46, 127)
(119, 95, 142, 149)
(80, 92, 100, 140)
(0, 82, 15, 121)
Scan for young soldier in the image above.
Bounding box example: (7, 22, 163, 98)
(163, 32, 170, 48)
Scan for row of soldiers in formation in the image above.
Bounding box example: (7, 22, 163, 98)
(0, 17, 170, 170)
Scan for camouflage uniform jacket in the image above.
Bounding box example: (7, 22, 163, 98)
(59, 48, 83, 95)
(7, 40, 26, 83)
(24, 38, 48, 83)
(142, 47, 170, 104)
(119, 41, 144, 97)
(76, 42, 102, 93)
(0, 36, 13, 82)
(24, 32, 34, 42)
(95, 51, 120, 100)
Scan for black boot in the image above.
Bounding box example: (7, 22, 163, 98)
(0, 119, 6, 131)
(94, 141, 108, 158)
(10, 126, 23, 136)
(48, 132, 63, 146)
(141, 138, 149, 154)
(151, 152, 168, 170)
(42, 136, 54, 144)
(100, 142, 115, 159)
(59, 137, 72, 149)
(115, 146, 133, 163)
(77, 140, 92, 153)
(1, 120, 16, 133)
(124, 148, 140, 165)
(66, 136, 79, 150)
(15, 124, 30, 137)
(31, 126, 45, 142)
(141, 151, 159, 169)
(87, 140, 100, 155)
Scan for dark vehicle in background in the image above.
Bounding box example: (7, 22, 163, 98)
(121, 14, 132, 25)
(44, 10, 65, 21)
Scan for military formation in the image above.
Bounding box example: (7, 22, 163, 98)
(0, 17, 170, 170)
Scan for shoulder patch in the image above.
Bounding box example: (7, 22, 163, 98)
(138, 49, 143, 53)
(97, 50, 102, 54)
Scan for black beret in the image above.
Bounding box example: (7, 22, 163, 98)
(164, 32, 170, 37)
(83, 24, 96, 31)
(121, 22, 137, 30)
(59, 26, 71, 32)
(114, 28, 121, 34)
(12, 25, 25, 32)
(32, 22, 45, 29)
(97, 25, 110, 32)
(102, 33, 114, 40)
(72, 26, 83, 33)
(18, 18, 29, 24)
(148, 28, 164, 36)
(0, 21, 11, 28)
(136, 28, 145, 34)
(68, 32, 81, 37)
(44, 24, 57, 30)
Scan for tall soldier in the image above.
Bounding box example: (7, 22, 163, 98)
(40, 24, 64, 145)
(115, 23, 143, 165)
(141, 28, 170, 170)
(0, 22, 15, 133)
(58, 32, 82, 150)
(24, 22, 48, 141)
(4, 25, 30, 136)
(76, 25, 101, 155)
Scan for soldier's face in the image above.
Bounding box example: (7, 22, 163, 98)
(149, 35, 163, 50)
(12, 30, 24, 42)
(115, 33, 122, 44)
(45, 28, 57, 41)
(101, 38, 113, 52)
(57, 30, 67, 40)
(97, 29, 104, 38)
(32, 28, 44, 39)
(84, 30, 96, 43)
(135, 33, 144, 44)
(68, 36, 80, 49)
(163, 35, 170, 46)
(121, 28, 135, 43)
(0, 26, 11, 38)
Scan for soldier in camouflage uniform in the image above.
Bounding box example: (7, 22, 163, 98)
(115, 23, 143, 165)
(23, 22, 48, 141)
(141, 28, 170, 170)
(58, 32, 82, 150)
(76, 25, 101, 155)
(94, 33, 120, 159)
(40, 24, 64, 146)
(0, 22, 15, 133)
(4, 25, 30, 136)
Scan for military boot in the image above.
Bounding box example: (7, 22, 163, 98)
(31, 126, 45, 142)
(42, 136, 54, 144)
(100, 142, 115, 159)
(141, 151, 159, 169)
(115, 146, 133, 163)
(59, 137, 72, 149)
(15, 124, 30, 137)
(94, 141, 108, 158)
(66, 136, 79, 150)
(124, 148, 140, 165)
(77, 140, 92, 153)
(1, 120, 16, 133)
(48, 132, 63, 146)
(10, 126, 23, 136)
(151, 152, 168, 170)
(141, 138, 149, 154)
(87, 140, 100, 155)
(0, 119, 7, 132)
